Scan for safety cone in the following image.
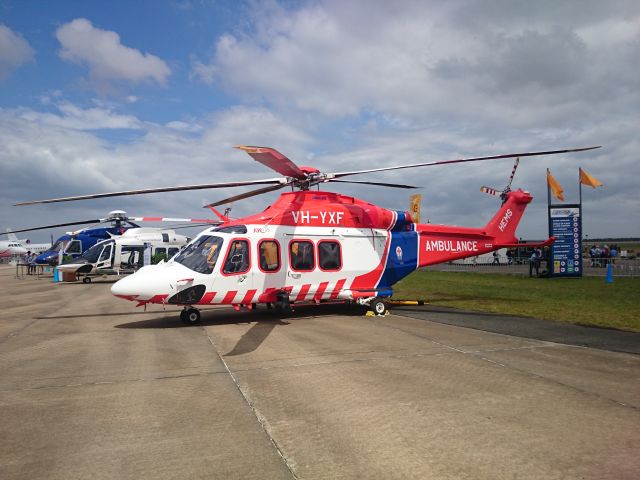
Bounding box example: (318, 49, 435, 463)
(606, 263, 613, 284)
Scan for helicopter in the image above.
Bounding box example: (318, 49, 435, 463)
(16, 145, 599, 322)
(55, 227, 193, 283)
(2, 210, 221, 265)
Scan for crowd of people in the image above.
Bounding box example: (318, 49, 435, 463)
(588, 244, 619, 267)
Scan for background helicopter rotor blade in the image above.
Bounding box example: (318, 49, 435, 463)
(328, 179, 419, 189)
(235, 145, 308, 179)
(203, 183, 287, 208)
(14, 178, 287, 206)
(331, 146, 601, 179)
(0, 219, 102, 235)
(128, 216, 221, 223)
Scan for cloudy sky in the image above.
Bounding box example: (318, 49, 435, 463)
(0, 0, 638, 243)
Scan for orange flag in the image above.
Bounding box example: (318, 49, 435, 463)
(547, 169, 564, 201)
(579, 168, 603, 188)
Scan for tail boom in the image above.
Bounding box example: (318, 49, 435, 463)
(415, 189, 544, 267)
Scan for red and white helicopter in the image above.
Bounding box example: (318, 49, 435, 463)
(18, 145, 598, 323)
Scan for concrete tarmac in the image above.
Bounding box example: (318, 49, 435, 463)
(0, 266, 639, 479)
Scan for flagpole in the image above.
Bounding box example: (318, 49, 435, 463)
(547, 168, 551, 239)
(579, 167, 583, 206)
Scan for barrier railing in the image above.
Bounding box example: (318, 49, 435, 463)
(429, 257, 638, 278)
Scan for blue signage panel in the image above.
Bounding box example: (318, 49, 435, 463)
(548, 205, 582, 277)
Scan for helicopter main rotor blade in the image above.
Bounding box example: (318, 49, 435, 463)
(0, 219, 102, 235)
(236, 146, 308, 180)
(329, 179, 419, 189)
(331, 146, 601, 179)
(203, 183, 287, 208)
(14, 178, 287, 206)
(128, 216, 221, 223)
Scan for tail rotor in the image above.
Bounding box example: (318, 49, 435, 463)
(480, 157, 520, 203)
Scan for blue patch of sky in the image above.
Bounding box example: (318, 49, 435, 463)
(1, 0, 253, 120)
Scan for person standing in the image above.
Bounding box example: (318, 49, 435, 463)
(529, 249, 539, 277)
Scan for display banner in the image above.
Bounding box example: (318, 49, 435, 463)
(548, 204, 582, 277)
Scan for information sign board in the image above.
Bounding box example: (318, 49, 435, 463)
(548, 204, 582, 277)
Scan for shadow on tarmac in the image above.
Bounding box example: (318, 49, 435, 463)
(114, 302, 365, 330)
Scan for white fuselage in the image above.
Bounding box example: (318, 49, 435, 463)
(111, 223, 392, 305)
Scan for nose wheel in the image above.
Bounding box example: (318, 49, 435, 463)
(180, 307, 201, 324)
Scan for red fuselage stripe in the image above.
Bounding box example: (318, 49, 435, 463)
(222, 291, 237, 304)
(295, 284, 311, 302)
(314, 281, 329, 301)
(200, 292, 216, 304)
(241, 289, 257, 304)
(330, 279, 346, 299)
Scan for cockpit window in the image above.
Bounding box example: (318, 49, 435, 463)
(82, 241, 113, 263)
(51, 239, 69, 253)
(174, 235, 223, 274)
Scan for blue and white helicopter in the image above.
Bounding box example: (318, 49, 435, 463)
(5, 210, 221, 265)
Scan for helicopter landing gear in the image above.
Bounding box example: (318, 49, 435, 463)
(180, 306, 201, 325)
(275, 291, 293, 314)
(82, 276, 92, 284)
(370, 298, 388, 316)
(357, 296, 388, 316)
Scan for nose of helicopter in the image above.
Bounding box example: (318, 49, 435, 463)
(111, 274, 142, 301)
(110, 265, 177, 302)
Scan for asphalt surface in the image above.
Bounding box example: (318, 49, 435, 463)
(1, 265, 639, 479)
(393, 304, 640, 355)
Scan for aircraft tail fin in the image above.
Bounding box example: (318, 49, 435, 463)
(6, 228, 19, 243)
(484, 189, 532, 244)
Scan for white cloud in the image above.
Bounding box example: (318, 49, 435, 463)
(56, 18, 171, 89)
(0, 24, 34, 81)
(192, 1, 640, 129)
(17, 102, 142, 130)
(0, 102, 314, 241)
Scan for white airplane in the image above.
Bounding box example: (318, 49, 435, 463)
(0, 229, 50, 256)
(0, 237, 28, 258)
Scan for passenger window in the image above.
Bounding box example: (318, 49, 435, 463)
(290, 241, 315, 271)
(318, 241, 342, 271)
(259, 240, 280, 272)
(162, 233, 169, 242)
(223, 240, 250, 274)
(168, 248, 179, 258)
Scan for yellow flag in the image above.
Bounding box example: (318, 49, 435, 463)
(409, 194, 421, 223)
(579, 168, 603, 188)
(547, 169, 565, 201)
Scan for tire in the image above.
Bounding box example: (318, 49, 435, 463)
(370, 298, 387, 316)
(82, 277, 92, 284)
(180, 307, 201, 324)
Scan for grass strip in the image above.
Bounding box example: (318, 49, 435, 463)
(393, 270, 640, 332)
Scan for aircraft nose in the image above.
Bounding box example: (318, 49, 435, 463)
(111, 275, 139, 300)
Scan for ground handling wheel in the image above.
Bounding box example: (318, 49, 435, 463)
(370, 298, 387, 316)
(180, 307, 201, 325)
(82, 276, 92, 284)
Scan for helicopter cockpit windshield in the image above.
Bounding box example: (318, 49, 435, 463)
(174, 235, 224, 274)
(81, 240, 114, 264)
(51, 239, 70, 253)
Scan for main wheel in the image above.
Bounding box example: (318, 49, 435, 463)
(370, 298, 387, 316)
(180, 307, 201, 324)
(82, 277, 92, 284)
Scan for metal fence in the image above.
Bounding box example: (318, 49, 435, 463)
(430, 257, 639, 278)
